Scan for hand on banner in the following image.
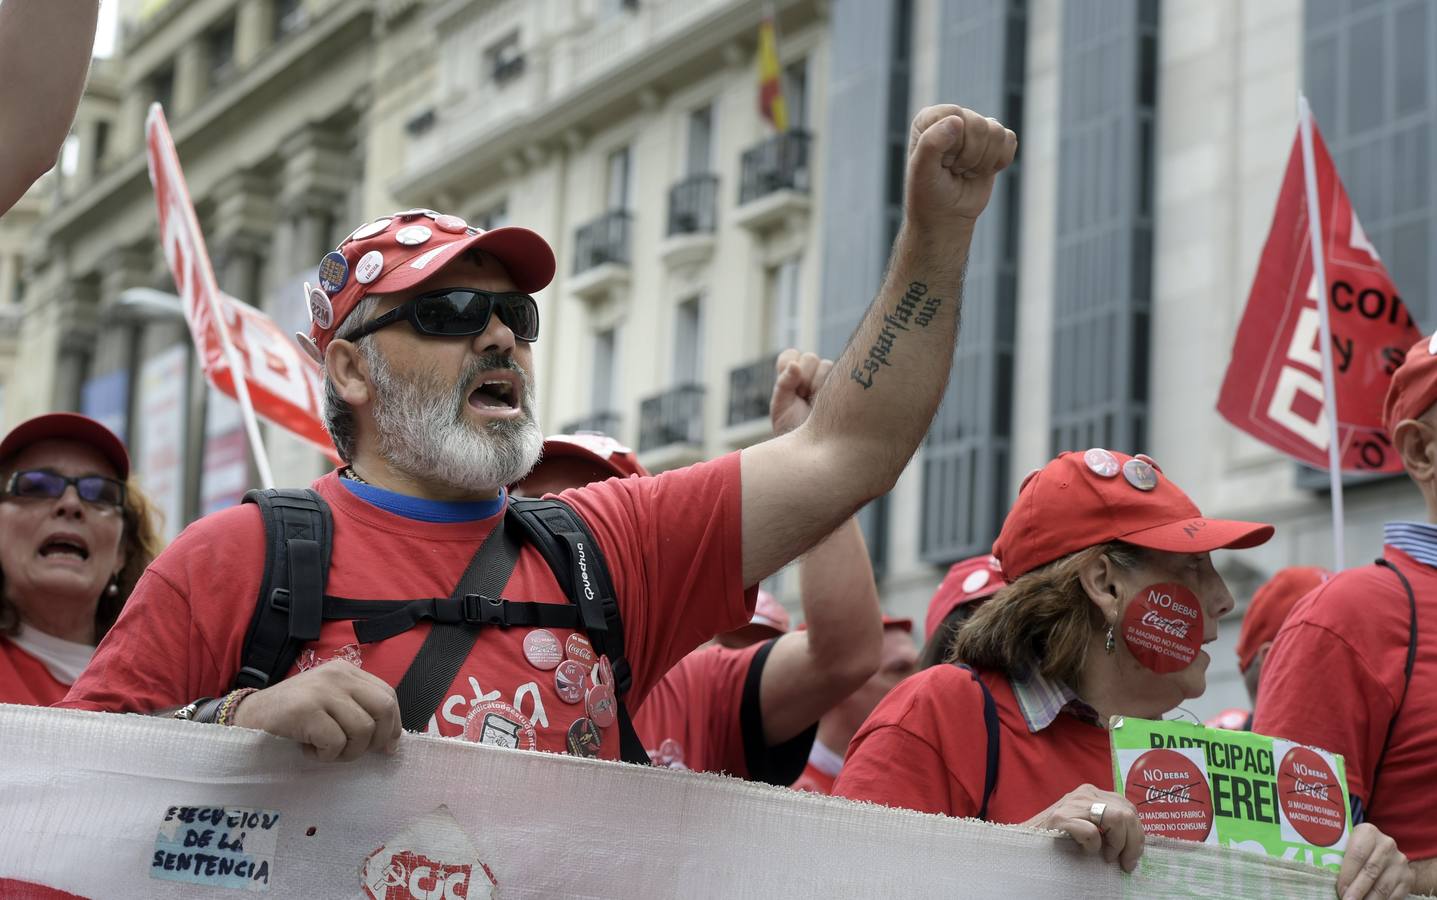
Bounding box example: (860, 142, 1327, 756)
(1024, 784, 1144, 873)
(232, 660, 403, 762)
(904, 104, 1017, 231)
(1335, 823, 1411, 900)
(770, 350, 833, 436)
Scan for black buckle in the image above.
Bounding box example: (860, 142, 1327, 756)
(269, 588, 291, 613)
(462, 594, 508, 627)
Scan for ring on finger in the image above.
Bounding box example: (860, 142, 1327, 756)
(1088, 802, 1107, 828)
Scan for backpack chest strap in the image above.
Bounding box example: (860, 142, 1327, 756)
(349, 595, 585, 643)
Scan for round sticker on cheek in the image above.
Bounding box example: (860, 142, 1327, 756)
(1120, 582, 1205, 673)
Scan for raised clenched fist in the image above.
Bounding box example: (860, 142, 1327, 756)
(903, 105, 1017, 231)
(770, 349, 834, 436)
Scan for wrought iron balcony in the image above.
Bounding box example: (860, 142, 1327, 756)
(667, 173, 719, 236)
(727, 354, 779, 426)
(738, 131, 812, 205)
(573, 210, 632, 275)
(558, 411, 622, 439)
(639, 384, 705, 452)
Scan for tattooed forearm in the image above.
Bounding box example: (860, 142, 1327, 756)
(850, 281, 944, 389)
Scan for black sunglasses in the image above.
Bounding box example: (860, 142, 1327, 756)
(345, 288, 540, 343)
(5, 469, 126, 509)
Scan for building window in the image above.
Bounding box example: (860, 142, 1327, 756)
(471, 202, 509, 231)
(606, 145, 632, 212)
(487, 30, 525, 86)
(206, 19, 237, 90)
(597, 0, 640, 20)
(673, 297, 704, 385)
(591, 328, 619, 415)
(93, 120, 111, 174)
(686, 104, 714, 175)
(767, 258, 802, 353)
(784, 58, 809, 130)
(274, 0, 306, 39)
(151, 64, 176, 113)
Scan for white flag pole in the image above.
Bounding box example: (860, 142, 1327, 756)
(207, 299, 276, 490)
(1297, 94, 1344, 570)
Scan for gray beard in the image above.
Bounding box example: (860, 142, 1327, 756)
(365, 345, 544, 495)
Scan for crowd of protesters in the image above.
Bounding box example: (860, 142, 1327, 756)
(0, 89, 1431, 899)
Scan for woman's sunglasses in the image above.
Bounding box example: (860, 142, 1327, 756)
(5, 469, 126, 509)
(345, 288, 540, 343)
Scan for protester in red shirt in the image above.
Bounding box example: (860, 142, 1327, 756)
(63, 105, 1018, 766)
(1257, 335, 1437, 893)
(835, 449, 1410, 897)
(791, 615, 915, 794)
(0, 413, 162, 705)
(1233, 566, 1327, 718)
(917, 553, 1004, 669)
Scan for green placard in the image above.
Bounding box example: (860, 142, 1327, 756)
(1110, 716, 1352, 872)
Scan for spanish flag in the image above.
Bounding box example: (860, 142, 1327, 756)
(757, 15, 788, 132)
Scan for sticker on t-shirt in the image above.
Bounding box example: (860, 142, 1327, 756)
(150, 805, 279, 891)
(361, 805, 498, 900)
(1121, 747, 1215, 841)
(462, 700, 537, 751)
(1121, 583, 1203, 673)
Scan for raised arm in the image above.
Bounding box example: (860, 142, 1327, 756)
(0, 0, 99, 215)
(755, 356, 883, 744)
(740, 104, 1016, 586)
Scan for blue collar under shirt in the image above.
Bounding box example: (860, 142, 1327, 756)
(1385, 521, 1437, 569)
(339, 477, 506, 523)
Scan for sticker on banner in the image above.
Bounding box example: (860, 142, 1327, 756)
(355, 250, 385, 285)
(567, 717, 602, 758)
(1121, 747, 1215, 841)
(318, 251, 349, 294)
(554, 660, 586, 704)
(307, 287, 334, 330)
(1121, 583, 1204, 673)
(1123, 458, 1159, 491)
(361, 805, 498, 900)
(395, 225, 432, 246)
(150, 805, 279, 891)
(1084, 448, 1120, 478)
(462, 700, 536, 750)
(523, 630, 563, 671)
(1276, 745, 1345, 847)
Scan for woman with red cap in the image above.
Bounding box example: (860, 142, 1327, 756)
(917, 553, 1005, 669)
(834, 449, 1412, 898)
(0, 413, 162, 705)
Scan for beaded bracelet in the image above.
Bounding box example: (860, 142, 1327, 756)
(216, 688, 258, 727)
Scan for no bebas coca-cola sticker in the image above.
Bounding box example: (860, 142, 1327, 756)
(1122, 748, 1215, 841)
(1277, 746, 1346, 847)
(1121, 583, 1204, 673)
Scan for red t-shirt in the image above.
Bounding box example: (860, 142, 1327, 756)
(62, 456, 754, 762)
(633, 639, 813, 784)
(791, 760, 837, 795)
(832, 665, 1111, 822)
(1254, 546, 1437, 859)
(0, 636, 70, 706)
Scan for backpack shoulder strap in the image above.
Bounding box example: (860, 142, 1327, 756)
(508, 496, 647, 765)
(235, 488, 333, 691)
(1370, 558, 1419, 810)
(954, 663, 1000, 820)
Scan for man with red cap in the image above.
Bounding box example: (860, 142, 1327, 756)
(917, 553, 1005, 669)
(63, 104, 1018, 766)
(1256, 335, 1437, 891)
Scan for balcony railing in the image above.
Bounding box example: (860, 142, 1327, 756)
(667, 173, 719, 236)
(739, 131, 812, 205)
(558, 411, 623, 439)
(639, 384, 705, 452)
(727, 354, 779, 426)
(573, 210, 633, 275)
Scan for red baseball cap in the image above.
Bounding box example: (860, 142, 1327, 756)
(924, 554, 1005, 638)
(301, 209, 556, 355)
(1235, 566, 1328, 673)
(993, 449, 1274, 580)
(0, 413, 130, 480)
(724, 589, 791, 645)
(882, 614, 914, 633)
(539, 433, 648, 480)
(1383, 333, 1437, 440)
(1204, 708, 1250, 731)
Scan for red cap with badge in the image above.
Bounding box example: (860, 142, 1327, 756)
(540, 433, 648, 480)
(1383, 333, 1437, 440)
(0, 413, 130, 480)
(924, 554, 1005, 638)
(1235, 565, 1328, 673)
(993, 449, 1274, 580)
(300, 209, 556, 357)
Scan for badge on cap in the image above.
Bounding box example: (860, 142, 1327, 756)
(394, 208, 430, 219)
(1429, 331, 1437, 356)
(346, 217, 392, 243)
(1084, 448, 1120, 478)
(434, 214, 468, 233)
(554, 660, 587, 705)
(318, 251, 349, 295)
(462, 700, 537, 751)
(1018, 468, 1042, 493)
(567, 717, 603, 758)
(307, 285, 334, 330)
(395, 224, 432, 246)
(294, 332, 323, 364)
(565, 634, 596, 670)
(355, 249, 385, 285)
(1122, 458, 1159, 491)
(523, 629, 563, 671)
(585, 682, 617, 729)
(961, 569, 991, 594)
(1134, 453, 1163, 472)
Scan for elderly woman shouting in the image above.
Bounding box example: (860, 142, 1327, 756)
(0, 413, 161, 705)
(834, 450, 1413, 900)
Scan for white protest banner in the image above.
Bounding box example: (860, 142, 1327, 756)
(1, 705, 1345, 899)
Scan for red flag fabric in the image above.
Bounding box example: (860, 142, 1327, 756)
(1217, 122, 1422, 473)
(145, 105, 337, 462)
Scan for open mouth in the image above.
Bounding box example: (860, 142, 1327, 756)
(467, 371, 523, 416)
(38, 535, 90, 561)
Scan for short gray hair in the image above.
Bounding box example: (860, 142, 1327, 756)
(322, 294, 382, 463)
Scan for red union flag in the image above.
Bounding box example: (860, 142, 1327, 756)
(144, 105, 336, 461)
(1218, 122, 1422, 473)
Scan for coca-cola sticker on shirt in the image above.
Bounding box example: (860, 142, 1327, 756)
(1121, 583, 1204, 674)
(1277, 746, 1346, 847)
(1123, 748, 1214, 841)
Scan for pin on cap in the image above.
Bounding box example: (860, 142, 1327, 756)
(1019, 468, 1042, 493)
(523, 629, 563, 671)
(318, 251, 349, 295)
(434, 214, 468, 233)
(394, 208, 435, 219)
(1084, 448, 1120, 478)
(554, 660, 587, 704)
(306, 283, 334, 329)
(346, 217, 392, 243)
(295, 332, 323, 364)
(567, 717, 603, 758)
(355, 249, 385, 285)
(1429, 331, 1437, 356)
(1135, 453, 1163, 472)
(1123, 458, 1159, 491)
(395, 224, 432, 246)
(961, 569, 992, 594)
